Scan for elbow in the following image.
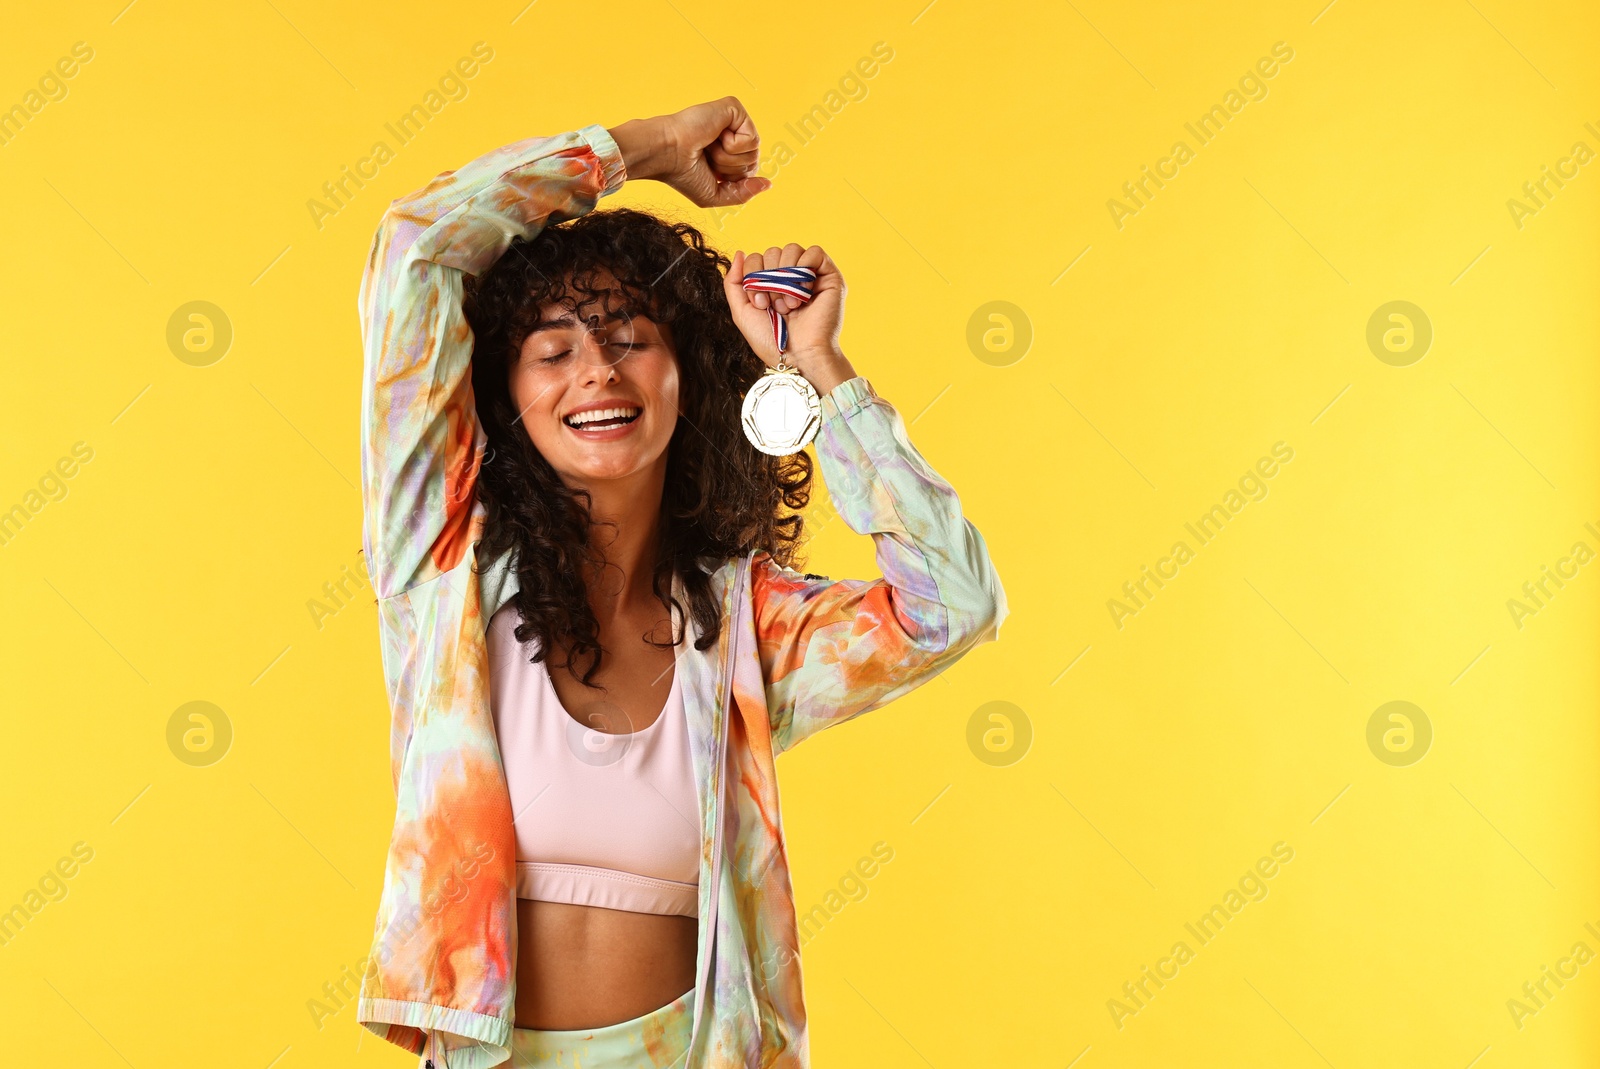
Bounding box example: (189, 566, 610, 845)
(958, 566, 1009, 651)
(891, 526, 1008, 657)
(934, 548, 1009, 656)
(966, 526, 1009, 643)
(981, 567, 1010, 641)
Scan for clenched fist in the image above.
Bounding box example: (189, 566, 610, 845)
(724, 243, 855, 396)
(609, 96, 772, 208)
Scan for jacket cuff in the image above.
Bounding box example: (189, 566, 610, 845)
(359, 997, 510, 1069)
(577, 123, 629, 197)
(820, 374, 878, 422)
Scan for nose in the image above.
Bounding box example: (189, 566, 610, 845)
(575, 327, 620, 386)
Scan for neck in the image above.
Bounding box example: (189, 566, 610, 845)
(571, 454, 669, 621)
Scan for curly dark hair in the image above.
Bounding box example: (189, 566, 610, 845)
(464, 207, 813, 687)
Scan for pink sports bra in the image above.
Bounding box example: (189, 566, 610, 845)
(486, 602, 700, 918)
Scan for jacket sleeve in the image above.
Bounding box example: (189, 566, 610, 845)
(357, 125, 627, 789)
(358, 124, 628, 604)
(754, 375, 1009, 757)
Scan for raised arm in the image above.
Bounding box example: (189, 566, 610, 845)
(357, 126, 628, 601)
(752, 376, 1008, 755)
(722, 245, 1008, 755)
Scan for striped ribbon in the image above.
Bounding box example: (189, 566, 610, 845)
(741, 266, 817, 355)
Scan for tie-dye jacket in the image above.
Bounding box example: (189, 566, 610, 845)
(355, 123, 1007, 1068)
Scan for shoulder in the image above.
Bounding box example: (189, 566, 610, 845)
(750, 550, 830, 605)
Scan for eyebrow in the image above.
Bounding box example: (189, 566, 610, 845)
(524, 310, 638, 335)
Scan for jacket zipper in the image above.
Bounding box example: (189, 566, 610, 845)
(686, 552, 746, 1061)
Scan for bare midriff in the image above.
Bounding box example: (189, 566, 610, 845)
(514, 900, 697, 1029)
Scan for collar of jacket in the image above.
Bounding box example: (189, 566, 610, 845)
(360, 546, 808, 1069)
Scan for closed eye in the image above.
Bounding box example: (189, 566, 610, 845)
(533, 338, 646, 364)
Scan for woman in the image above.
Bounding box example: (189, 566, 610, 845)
(355, 96, 1007, 1069)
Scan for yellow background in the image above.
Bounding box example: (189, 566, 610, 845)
(2, 0, 1596, 1066)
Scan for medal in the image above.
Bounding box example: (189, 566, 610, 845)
(740, 266, 821, 457)
(741, 361, 821, 456)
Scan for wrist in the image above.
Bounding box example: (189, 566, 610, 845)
(789, 348, 855, 396)
(608, 118, 672, 182)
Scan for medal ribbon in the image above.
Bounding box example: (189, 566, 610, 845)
(741, 266, 817, 355)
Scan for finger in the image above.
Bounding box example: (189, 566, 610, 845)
(769, 244, 805, 312)
(718, 142, 758, 174)
(743, 248, 767, 309)
(761, 247, 782, 311)
(710, 144, 758, 171)
(718, 98, 759, 154)
(711, 123, 759, 162)
(803, 248, 836, 281)
(776, 246, 824, 314)
(758, 246, 783, 310)
(818, 251, 845, 298)
(708, 121, 759, 158)
(724, 250, 750, 307)
(706, 144, 759, 178)
(706, 174, 769, 209)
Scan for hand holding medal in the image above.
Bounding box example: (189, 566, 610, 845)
(724, 243, 856, 456)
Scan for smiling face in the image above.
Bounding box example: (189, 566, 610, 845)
(509, 285, 682, 490)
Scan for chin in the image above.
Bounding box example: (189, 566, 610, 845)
(559, 446, 668, 483)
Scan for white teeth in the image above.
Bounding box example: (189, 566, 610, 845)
(565, 406, 641, 427)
